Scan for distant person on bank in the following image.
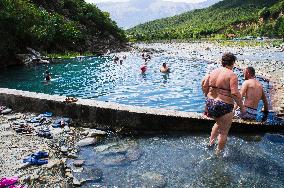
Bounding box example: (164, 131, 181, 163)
(235, 67, 269, 120)
(160, 63, 170, 73)
(202, 52, 245, 155)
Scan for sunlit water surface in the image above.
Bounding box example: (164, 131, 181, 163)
(0, 54, 270, 113)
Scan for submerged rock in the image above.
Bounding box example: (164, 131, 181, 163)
(74, 160, 85, 167)
(102, 154, 128, 166)
(141, 172, 167, 188)
(76, 137, 97, 147)
(88, 129, 107, 137)
(126, 147, 142, 161)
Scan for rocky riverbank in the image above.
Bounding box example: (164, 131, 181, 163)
(135, 41, 284, 115)
(0, 110, 109, 187)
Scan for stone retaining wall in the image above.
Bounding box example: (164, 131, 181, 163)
(0, 88, 283, 133)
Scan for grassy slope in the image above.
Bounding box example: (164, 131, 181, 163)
(127, 0, 283, 40)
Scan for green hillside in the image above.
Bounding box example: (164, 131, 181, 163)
(0, 0, 127, 66)
(127, 0, 284, 41)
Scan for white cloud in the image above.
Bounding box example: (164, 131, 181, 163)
(86, 0, 207, 4)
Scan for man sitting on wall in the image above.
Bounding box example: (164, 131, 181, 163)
(236, 67, 269, 120)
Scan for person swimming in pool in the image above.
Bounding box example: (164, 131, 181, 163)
(202, 52, 245, 155)
(160, 63, 170, 73)
(45, 70, 51, 81)
(235, 67, 269, 120)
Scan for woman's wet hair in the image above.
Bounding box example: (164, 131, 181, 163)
(246, 66, 255, 77)
(221, 52, 237, 67)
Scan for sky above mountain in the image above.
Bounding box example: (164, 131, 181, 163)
(85, 0, 220, 29)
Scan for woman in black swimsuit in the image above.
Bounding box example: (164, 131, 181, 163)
(202, 53, 245, 155)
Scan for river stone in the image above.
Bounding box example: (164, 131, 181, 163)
(76, 137, 97, 147)
(73, 177, 82, 186)
(61, 146, 68, 153)
(101, 142, 136, 156)
(141, 172, 167, 188)
(65, 172, 73, 178)
(68, 153, 78, 159)
(74, 168, 103, 182)
(88, 129, 107, 137)
(74, 160, 85, 167)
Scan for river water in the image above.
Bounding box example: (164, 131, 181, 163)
(0, 45, 283, 187)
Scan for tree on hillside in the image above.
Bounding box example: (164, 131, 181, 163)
(275, 16, 284, 40)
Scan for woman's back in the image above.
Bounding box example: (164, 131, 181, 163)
(207, 67, 238, 104)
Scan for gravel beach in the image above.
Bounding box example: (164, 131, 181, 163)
(0, 111, 104, 187)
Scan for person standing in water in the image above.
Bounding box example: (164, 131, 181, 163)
(202, 52, 245, 155)
(140, 62, 147, 73)
(235, 67, 269, 120)
(160, 63, 170, 73)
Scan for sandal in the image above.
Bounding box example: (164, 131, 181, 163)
(52, 118, 70, 128)
(15, 125, 34, 134)
(37, 128, 52, 139)
(23, 156, 48, 166)
(31, 151, 49, 159)
(0, 176, 18, 188)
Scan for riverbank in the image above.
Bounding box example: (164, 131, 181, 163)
(0, 110, 109, 187)
(135, 41, 284, 115)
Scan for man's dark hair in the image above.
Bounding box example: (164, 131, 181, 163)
(221, 52, 237, 67)
(247, 67, 255, 77)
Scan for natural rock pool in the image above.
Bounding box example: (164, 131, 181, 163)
(0, 53, 270, 113)
(70, 133, 284, 187)
(0, 44, 283, 187)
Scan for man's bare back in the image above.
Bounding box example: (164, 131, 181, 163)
(237, 67, 269, 120)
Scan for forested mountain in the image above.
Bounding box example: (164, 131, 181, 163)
(0, 0, 127, 66)
(95, 0, 221, 29)
(127, 0, 284, 41)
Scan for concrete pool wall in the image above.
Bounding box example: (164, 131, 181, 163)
(0, 88, 283, 133)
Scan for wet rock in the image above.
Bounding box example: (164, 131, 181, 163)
(68, 153, 78, 159)
(60, 146, 68, 153)
(141, 172, 167, 188)
(88, 129, 107, 137)
(81, 130, 89, 136)
(73, 177, 82, 186)
(72, 167, 84, 173)
(74, 160, 85, 167)
(76, 137, 97, 147)
(64, 125, 70, 132)
(75, 168, 103, 183)
(65, 172, 73, 178)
